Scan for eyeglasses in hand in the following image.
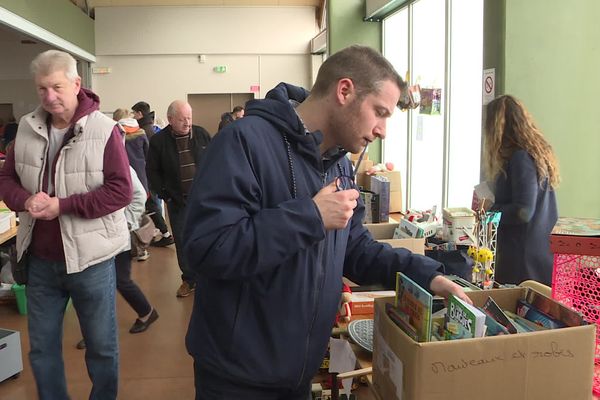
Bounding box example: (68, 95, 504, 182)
(335, 145, 368, 191)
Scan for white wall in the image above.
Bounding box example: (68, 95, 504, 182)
(93, 6, 320, 119)
(93, 53, 311, 117)
(0, 37, 53, 119)
(0, 80, 39, 120)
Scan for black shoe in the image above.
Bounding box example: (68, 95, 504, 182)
(76, 339, 86, 350)
(151, 236, 175, 247)
(129, 309, 159, 334)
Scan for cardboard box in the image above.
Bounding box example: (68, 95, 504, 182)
(372, 289, 595, 400)
(442, 207, 476, 245)
(349, 290, 396, 316)
(350, 151, 369, 162)
(365, 223, 425, 255)
(355, 159, 374, 174)
(389, 190, 402, 213)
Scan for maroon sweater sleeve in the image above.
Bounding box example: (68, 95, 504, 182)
(59, 126, 133, 218)
(0, 145, 32, 211)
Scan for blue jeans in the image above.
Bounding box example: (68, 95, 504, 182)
(27, 255, 119, 400)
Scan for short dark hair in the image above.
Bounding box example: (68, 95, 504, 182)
(232, 106, 244, 113)
(131, 101, 151, 115)
(311, 45, 405, 105)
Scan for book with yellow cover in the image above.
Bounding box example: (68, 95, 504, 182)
(395, 272, 432, 342)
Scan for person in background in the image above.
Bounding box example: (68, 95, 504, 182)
(131, 101, 157, 140)
(183, 45, 469, 399)
(0, 49, 131, 400)
(146, 100, 211, 297)
(131, 101, 175, 248)
(117, 166, 159, 331)
(2, 117, 18, 151)
(114, 110, 148, 191)
(77, 164, 159, 349)
(113, 110, 151, 261)
(217, 105, 245, 132)
(231, 105, 244, 120)
(483, 94, 559, 286)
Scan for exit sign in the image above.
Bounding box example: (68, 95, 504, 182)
(213, 66, 227, 73)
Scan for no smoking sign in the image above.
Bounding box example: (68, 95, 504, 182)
(483, 68, 495, 105)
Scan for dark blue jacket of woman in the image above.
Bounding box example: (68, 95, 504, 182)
(492, 149, 558, 286)
(124, 129, 149, 192)
(183, 83, 443, 391)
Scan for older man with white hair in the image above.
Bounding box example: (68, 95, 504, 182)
(146, 100, 211, 298)
(0, 50, 132, 399)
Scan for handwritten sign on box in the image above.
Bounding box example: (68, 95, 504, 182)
(373, 290, 595, 400)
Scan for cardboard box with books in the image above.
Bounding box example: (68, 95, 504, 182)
(372, 288, 596, 400)
(364, 223, 424, 255)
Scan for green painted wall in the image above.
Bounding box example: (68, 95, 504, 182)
(483, 0, 505, 94)
(503, 0, 600, 218)
(0, 0, 94, 54)
(328, 0, 384, 163)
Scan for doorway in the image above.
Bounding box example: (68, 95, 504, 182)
(188, 93, 254, 136)
(0, 104, 15, 124)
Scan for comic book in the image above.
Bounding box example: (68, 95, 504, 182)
(385, 303, 419, 342)
(482, 296, 518, 334)
(482, 311, 510, 336)
(395, 272, 433, 342)
(444, 294, 486, 339)
(516, 299, 566, 329)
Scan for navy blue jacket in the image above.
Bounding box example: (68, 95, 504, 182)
(492, 149, 558, 286)
(183, 83, 443, 390)
(124, 130, 149, 192)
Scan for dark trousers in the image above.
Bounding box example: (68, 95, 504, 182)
(194, 362, 311, 400)
(166, 200, 195, 283)
(145, 193, 168, 234)
(115, 250, 152, 318)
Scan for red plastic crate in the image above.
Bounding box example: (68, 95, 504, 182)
(551, 234, 600, 395)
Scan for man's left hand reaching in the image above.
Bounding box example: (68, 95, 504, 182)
(429, 275, 473, 305)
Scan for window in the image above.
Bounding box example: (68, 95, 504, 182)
(383, 0, 484, 212)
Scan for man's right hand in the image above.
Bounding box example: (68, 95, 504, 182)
(312, 181, 359, 230)
(24, 192, 51, 214)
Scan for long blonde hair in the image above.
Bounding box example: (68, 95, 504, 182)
(484, 95, 560, 189)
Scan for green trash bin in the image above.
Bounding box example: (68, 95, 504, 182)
(11, 284, 27, 315)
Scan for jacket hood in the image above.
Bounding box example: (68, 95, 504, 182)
(125, 129, 146, 140)
(245, 82, 325, 166)
(73, 88, 100, 122)
(246, 83, 309, 139)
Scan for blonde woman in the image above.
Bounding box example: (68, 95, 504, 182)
(484, 95, 559, 286)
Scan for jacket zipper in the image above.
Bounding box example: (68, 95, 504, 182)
(296, 165, 329, 388)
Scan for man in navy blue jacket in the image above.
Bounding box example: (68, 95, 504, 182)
(183, 45, 470, 400)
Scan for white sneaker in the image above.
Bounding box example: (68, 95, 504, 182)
(137, 249, 150, 262)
